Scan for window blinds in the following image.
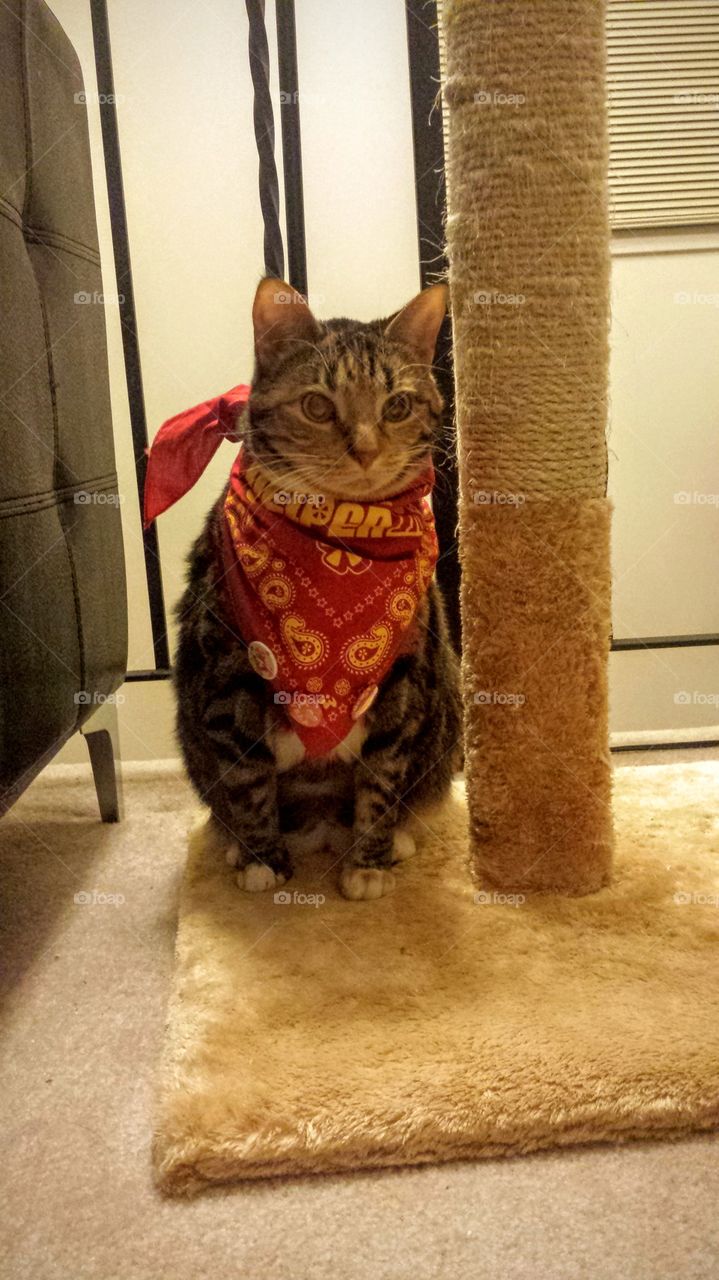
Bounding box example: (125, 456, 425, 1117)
(607, 0, 719, 229)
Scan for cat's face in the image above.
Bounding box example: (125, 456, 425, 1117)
(243, 279, 448, 501)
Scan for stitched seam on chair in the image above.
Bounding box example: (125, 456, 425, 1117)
(0, 475, 119, 519)
(14, 5, 98, 271)
(0, 202, 101, 265)
(0, 197, 22, 229)
(0, 490, 115, 520)
(26, 226, 101, 266)
(0, 471, 118, 507)
(48, 325, 87, 729)
(20, 7, 86, 724)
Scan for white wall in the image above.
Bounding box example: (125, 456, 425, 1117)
(47, 0, 718, 762)
(609, 239, 719, 736)
(294, 0, 419, 319)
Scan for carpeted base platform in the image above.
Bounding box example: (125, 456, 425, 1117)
(154, 763, 719, 1195)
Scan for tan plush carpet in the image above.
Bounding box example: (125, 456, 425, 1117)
(155, 761, 719, 1194)
(1, 756, 719, 1279)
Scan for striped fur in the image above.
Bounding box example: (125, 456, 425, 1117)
(174, 283, 462, 901)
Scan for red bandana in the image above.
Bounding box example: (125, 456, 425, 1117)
(144, 386, 438, 757)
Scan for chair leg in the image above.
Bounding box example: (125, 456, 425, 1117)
(82, 701, 123, 822)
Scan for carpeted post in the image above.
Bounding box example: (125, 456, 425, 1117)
(441, 0, 614, 893)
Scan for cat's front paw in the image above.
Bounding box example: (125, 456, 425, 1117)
(339, 866, 396, 901)
(236, 862, 287, 893)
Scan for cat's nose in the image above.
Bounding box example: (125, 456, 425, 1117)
(354, 445, 381, 470)
(352, 424, 380, 469)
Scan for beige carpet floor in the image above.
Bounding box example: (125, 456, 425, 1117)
(1, 753, 718, 1278)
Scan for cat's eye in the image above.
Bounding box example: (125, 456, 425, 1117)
(301, 392, 335, 423)
(383, 392, 413, 423)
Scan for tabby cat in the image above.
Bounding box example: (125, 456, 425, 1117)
(174, 278, 461, 900)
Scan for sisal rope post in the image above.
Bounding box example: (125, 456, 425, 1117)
(442, 0, 614, 893)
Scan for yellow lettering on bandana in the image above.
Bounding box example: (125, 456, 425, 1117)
(298, 501, 334, 530)
(329, 503, 392, 539)
(243, 461, 423, 541)
(388, 512, 424, 537)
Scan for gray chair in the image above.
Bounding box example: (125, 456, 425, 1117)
(0, 0, 128, 818)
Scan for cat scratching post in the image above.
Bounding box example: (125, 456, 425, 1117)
(442, 0, 613, 893)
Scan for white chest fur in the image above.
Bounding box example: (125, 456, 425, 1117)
(270, 717, 368, 772)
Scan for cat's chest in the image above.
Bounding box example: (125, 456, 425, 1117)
(270, 717, 368, 772)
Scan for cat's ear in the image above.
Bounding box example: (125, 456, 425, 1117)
(384, 282, 448, 365)
(252, 277, 321, 369)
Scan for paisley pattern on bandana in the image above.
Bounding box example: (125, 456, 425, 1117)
(219, 450, 439, 756)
